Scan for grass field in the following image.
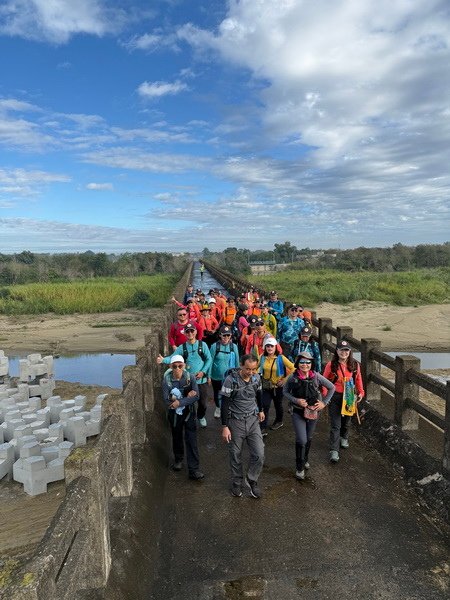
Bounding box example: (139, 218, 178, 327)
(0, 274, 178, 315)
(249, 268, 450, 307)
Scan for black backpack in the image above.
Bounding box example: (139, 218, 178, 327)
(182, 341, 206, 362)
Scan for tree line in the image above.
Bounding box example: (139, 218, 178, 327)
(202, 242, 450, 274)
(0, 251, 189, 285)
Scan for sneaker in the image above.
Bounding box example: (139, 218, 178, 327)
(304, 461, 310, 470)
(198, 417, 207, 428)
(295, 469, 305, 480)
(271, 421, 284, 431)
(340, 437, 349, 449)
(214, 407, 221, 418)
(231, 482, 243, 497)
(330, 450, 340, 463)
(189, 470, 205, 481)
(246, 478, 262, 499)
(172, 460, 183, 471)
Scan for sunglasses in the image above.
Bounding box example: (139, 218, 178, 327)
(255, 321, 264, 326)
(298, 360, 312, 364)
(185, 329, 196, 333)
(220, 333, 231, 337)
(265, 344, 275, 348)
(171, 364, 184, 369)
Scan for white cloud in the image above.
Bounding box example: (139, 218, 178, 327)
(0, 0, 126, 43)
(86, 182, 113, 191)
(137, 80, 189, 99)
(0, 167, 70, 196)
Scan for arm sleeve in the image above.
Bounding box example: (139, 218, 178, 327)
(317, 373, 335, 405)
(195, 321, 204, 341)
(161, 377, 172, 408)
(168, 324, 176, 347)
(322, 362, 332, 381)
(201, 343, 213, 377)
(220, 375, 233, 426)
(355, 364, 365, 397)
(179, 376, 199, 407)
(282, 375, 301, 407)
(313, 342, 322, 373)
(282, 355, 295, 374)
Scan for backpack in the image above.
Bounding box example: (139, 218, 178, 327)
(182, 341, 206, 362)
(163, 369, 193, 398)
(287, 372, 320, 406)
(329, 361, 359, 384)
(222, 367, 260, 400)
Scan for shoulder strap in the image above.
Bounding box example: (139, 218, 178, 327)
(182, 342, 188, 361)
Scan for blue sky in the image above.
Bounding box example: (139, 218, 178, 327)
(0, 0, 449, 253)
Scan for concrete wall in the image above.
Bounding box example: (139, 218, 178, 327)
(5, 263, 193, 599)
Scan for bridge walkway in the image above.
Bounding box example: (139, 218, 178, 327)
(147, 264, 449, 599)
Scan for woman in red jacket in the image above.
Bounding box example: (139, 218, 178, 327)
(323, 339, 364, 463)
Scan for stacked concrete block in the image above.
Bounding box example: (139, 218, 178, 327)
(18, 353, 54, 384)
(0, 351, 8, 383)
(0, 371, 107, 494)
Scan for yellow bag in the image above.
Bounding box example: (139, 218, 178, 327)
(341, 376, 356, 416)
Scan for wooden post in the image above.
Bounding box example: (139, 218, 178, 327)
(318, 317, 333, 365)
(360, 338, 381, 404)
(394, 355, 420, 430)
(443, 381, 450, 478)
(336, 326, 353, 343)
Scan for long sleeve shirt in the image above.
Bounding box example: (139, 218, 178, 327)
(283, 371, 335, 407)
(162, 341, 212, 384)
(168, 320, 203, 348)
(292, 339, 322, 372)
(322, 361, 365, 397)
(209, 341, 240, 381)
(162, 371, 199, 409)
(277, 316, 305, 345)
(220, 371, 263, 426)
(259, 354, 294, 385)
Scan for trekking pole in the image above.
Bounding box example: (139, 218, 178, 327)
(355, 402, 361, 425)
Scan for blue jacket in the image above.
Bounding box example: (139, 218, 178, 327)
(209, 341, 240, 381)
(277, 316, 305, 345)
(267, 299, 284, 320)
(162, 340, 212, 384)
(292, 339, 322, 372)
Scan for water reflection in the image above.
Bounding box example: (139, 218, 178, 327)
(7, 353, 135, 388)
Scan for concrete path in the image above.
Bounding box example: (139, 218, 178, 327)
(147, 411, 449, 600)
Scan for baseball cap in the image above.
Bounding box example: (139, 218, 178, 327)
(208, 297, 216, 304)
(336, 340, 351, 350)
(219, 325, 232, 335)
(170, 354, 185, 364)
(301, 326, 312, 337)
(263, 337, 277, 347)
(184, 323, 196, 331)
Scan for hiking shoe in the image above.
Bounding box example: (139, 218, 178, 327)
(304, 461, 310, 470)
(231, 482, 243, 497)
(295, 469, 305, 480)
(271, 421, 284, 430)
(340, 437, 349, 449)
(246, 478, 262, 499)
(214, 407, 221, 418)
(189, 470, 205, 481)
(172, 460, 183, 471)
(198, 417, 207, 428)
(330, 450, 340, 463)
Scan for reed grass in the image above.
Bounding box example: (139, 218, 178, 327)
(249, 268, 450, 307)
(0, 274, 177, 315)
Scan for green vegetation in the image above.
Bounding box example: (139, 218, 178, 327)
(248, 268, 450, 307)
(0, 274, 177, 315)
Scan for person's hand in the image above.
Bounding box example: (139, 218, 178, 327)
(222, 426, 231, 443)
(171, 345, 177, 351)
(298, 398, 308, 408)
(187, 390, 197, 398)
(313, 400, 325, 410)
(356, 394, 363, 404)
(276, 378, 285, 387)
(169, 399, 180, 409)
(207, 377, 211, 385)
(195, 371, 204, 380)
(258, 411, 265, 423)
(156, 354, 164, 364)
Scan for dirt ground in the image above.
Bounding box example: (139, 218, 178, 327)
(0, 302, 448, 355)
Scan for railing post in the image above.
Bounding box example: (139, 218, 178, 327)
(394, 355, 420, 430)
(443, 381, 450, 478)
(318, 317, 333, 364)
(336, 326, 353, 343)
(360, 338, 381, 404)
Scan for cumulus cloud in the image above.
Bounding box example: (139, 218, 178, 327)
(137, 80, 189, 99)
(86, 182, 113, 191)
(0, 0, 126, 43)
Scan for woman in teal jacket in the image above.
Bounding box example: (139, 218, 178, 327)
(209, 325, 240, 418)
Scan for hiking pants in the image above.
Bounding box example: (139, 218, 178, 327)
(167, 408, 200, 474)
(196, 382, 209, 420)
(211, 378, 222, 408)
(291, 410, 318, 445)
(261, 387, 283, 430)
(228, 414, 265, 484)
(328, 392, 351, 451)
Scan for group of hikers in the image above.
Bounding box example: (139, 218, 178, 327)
(157, 280, 365, 499)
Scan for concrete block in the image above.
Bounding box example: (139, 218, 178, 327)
(65, 416, 87, 447)
(38, 378, 55, 400)
(33, 428, 50, 442)
(77, 411, 91, 422)
(0, 442, 14, 479)
(60, 408, 75, 421)
(4, 418, 25, 441)
(16, 384, 29, 401)
(19, 359, 30, 382)
(0, 428, 3, 443)
(58, 441, 74, 460)
(13, 456, 48, 495)
(13, 424, 33, 439)
(41, 446, 59, 463)
(48, 422, 64, 442)
(46, 458, 64, 483)
(28, 353, 42, 364)
(30, 420, 46, 431)
(86, 419, 101, 437)
(63, 399, 76, 409)
(20, 441, 41, 459)
(29, 396, 42, 411)
(90, 405, 102, 421)
(96, 393, 108, 405)
(36, 407, 50, 426)
(23, 413, 38, 424)
(75, 395, 87, 408)
(42, 355, 54, 376)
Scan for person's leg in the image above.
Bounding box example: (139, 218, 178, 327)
(184, 410, 201, 475)
(291, 412, 308, 474)
(272, 386, 284, 425)
(228, 418, 246, 486)
(196, 382, 209, 421)
(340, 415, 351, 444)
(328, 393, 343, 452)
(211, 379, 222, 408)
(260, 389, 272, 432)
(167, 410, 185, 466)
(246, 415, 265, 483)
(304, 418, 318, 468)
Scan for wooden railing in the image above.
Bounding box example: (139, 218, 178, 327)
(203, 260, 450, 477)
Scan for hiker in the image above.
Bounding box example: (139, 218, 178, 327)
(161, 355, 204, 480)
(168, 306, 203, 351)
(260, 302, 277, 337)
(277, 303, 305, 360)
(220, 354, 265, 499)
(207, 296, 223, 324)
(323, 340, 365, 463)
(292, 325, 322, 372)
(158, 322, 212, 428)
(243, 318, 282, 359)
(267, 291, 284, 322)
(198, 304, 219, 347)
(209, 325, 240, 418)
(283, 352, 335, 480)
(258, 337, 294, 435)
